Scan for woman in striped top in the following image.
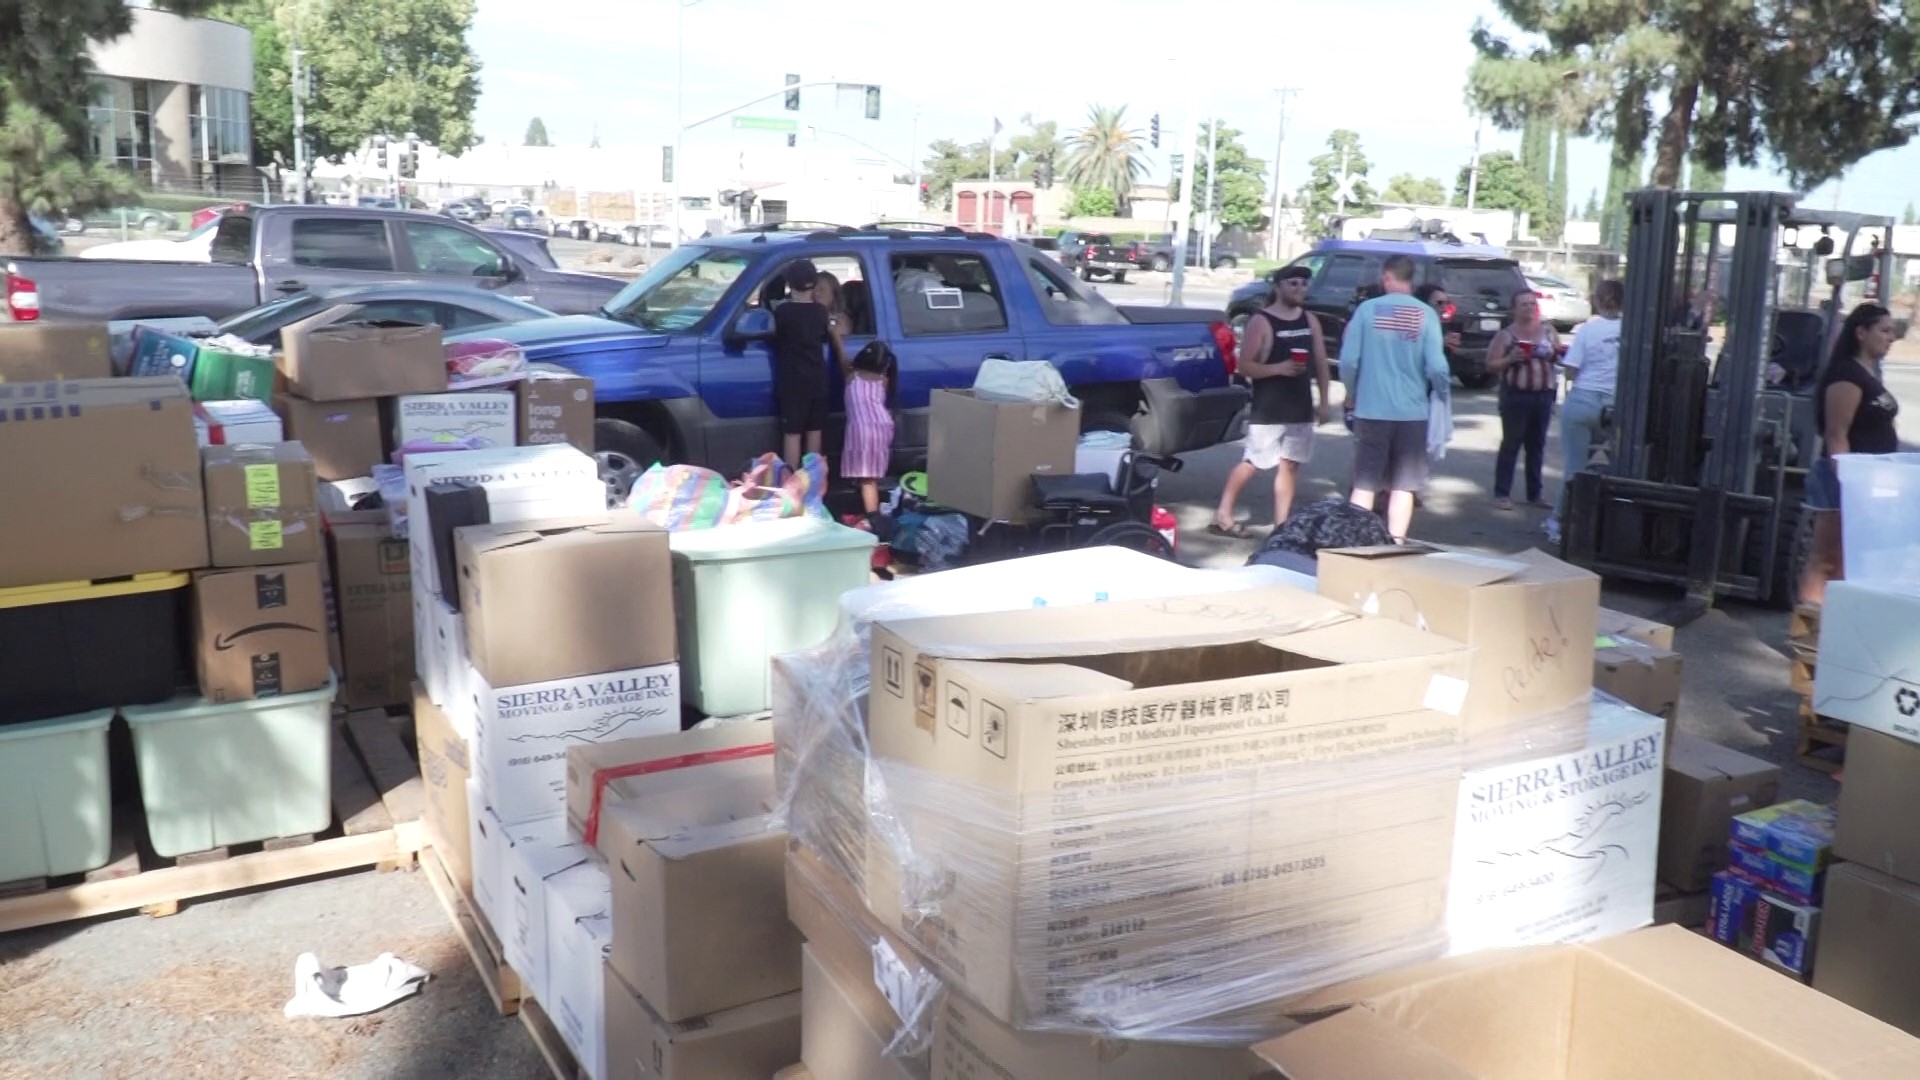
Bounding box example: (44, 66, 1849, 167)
(1486, 289, 1562, 511)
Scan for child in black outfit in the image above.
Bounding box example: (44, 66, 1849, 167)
(773, 259, 847, 469)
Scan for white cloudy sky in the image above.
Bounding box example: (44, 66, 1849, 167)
(469, 0, 1920, 216)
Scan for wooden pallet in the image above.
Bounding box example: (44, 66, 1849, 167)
(420, 843, 523, 1016)
(1789, 603, 1822, 647)
(521, 997, 588, 1080)
(0, 708, 427, 935)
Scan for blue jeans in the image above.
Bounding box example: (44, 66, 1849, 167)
(1557, 388, 1612, 514)
(1495, 388, 1555, 501)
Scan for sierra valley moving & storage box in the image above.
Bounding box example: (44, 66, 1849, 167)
(393, 391, 517, 450)
(1316, 546, 1599, 743)
(0, 321, 112, 382)
(926, 389, 1078, 523)
(201, 442, 322, 568)
(273, 394, 384, 481)
(191, 562, 329, 703)
(1659, 732, 1781, 892)
(278, 314, 446, 401)
(864, 586, 1473, 1031)
(1254, 924, 1920, 1078)
(0, 376, 209, 588)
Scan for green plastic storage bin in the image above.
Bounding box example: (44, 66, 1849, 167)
(0, 710, 114, 881)
(669, 518, 876, 717)
(123, 677, 336, 858)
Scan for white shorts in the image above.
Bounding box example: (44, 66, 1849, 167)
(1243, 423, 1314, 469)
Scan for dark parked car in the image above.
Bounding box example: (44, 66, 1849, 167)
(1226, 238, 1530, 388)
(1130, 229, 1260, 272)
(4, 204, 627, 322)
(211, 283, 554, 348)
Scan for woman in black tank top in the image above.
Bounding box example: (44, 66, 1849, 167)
(1800, 302, 1902, 604)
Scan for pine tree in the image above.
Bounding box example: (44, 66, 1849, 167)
(1543, 127, 1569, 243)
(524, 118, 550, 147)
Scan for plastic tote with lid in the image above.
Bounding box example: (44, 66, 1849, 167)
(1837, 452, 1920, 588)
(0, 710, 114, 881)
(122, 677, 337, 857)
(669, 517, 877, 716)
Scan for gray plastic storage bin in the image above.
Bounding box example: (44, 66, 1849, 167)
(0, 709, 114, 881)
(122, 677, 336, 857)
(669, 518, 877, 717)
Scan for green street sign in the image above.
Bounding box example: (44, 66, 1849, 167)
(732, 116, 798, 133)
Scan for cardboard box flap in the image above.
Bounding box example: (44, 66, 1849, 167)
(284, 303, 371, 336)
(1281, 941, 1569, 1017)
(1254, 1006, 1479, 1079)
(1269, 615, 1474, 667)
(1320, 543, 1439, 560)
(456, 513, 617, 557)
(937, 660, 1133, 702)
(883, 586, 1352, 662)
(1669, 736, 1778, 783)
(658, 989, 802, 1042)
(648, 810, 781, 860)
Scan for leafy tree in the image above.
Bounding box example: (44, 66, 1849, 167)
(1063, 104, 1147, 207)
(524, 117, 549, 147)
(1180, 119, 1268, 230)
(1468, 3, 1920, 192)
(920, 138, 988, 211)
(1543, 127, 1569, 243)
(1455, 149, 1544, 220)
(1381, 173, 1449, 206)
(1298, 129, 1375, 237)
(1582, 189, 1602, 220)
(215, 0, 482, 165)
(1066, 186, 1118, 218)
(1600, 131, 1644, 249)
(0, 0, 215, 253)
(1906, 203, 1919, 227)
(1004, 114, 1062, 182)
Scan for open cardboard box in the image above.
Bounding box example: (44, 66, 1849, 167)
(1254, 925, 1920, 1078)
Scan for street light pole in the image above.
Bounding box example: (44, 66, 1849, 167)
(670, 0, 687, 248)
(291, 41, 308, 204)
(1171, 98, 1198, 306)
(1202, 115, 1217, 269)
(1267, 87, 1299, 262)
(1466, 115, 1484, 211)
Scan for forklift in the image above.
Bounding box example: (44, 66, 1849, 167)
(1561, 189, 1896, 624)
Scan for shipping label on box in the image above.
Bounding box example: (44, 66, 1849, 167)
(201, 442, 323, 568)
(472, 663, 681, 824)
(1447, 698, 1663, 956)
(1813, 581, 1920, 747)
(518, 369, 595, 450)
(394, 391, 516, 451)
(191, 562, 330, 703)
(1, 321, 112, 382)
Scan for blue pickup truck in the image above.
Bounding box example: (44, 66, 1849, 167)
(453, 224, 1250, 489)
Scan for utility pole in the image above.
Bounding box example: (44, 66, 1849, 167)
(910, 108, 920, 191)
(291, 41, 309, 204)
(1171, 98, 1198, 306)
(1201, 116, 1217, 270)
(1466, 116, 1484, 211)
(670, 0, 686, 248)
(1335, 144, 1351, 216)
(1267, 88, 1300, 262)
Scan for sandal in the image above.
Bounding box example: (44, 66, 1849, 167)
(1207, 522, 1255, 539)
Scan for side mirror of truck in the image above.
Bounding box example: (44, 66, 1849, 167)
(729, 308, 776, 341)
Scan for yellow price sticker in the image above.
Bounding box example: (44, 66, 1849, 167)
(243, 463, 281, 509)
(249, 520, 284, 550)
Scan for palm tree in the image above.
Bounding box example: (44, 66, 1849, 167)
(1062, 104, 1147, 208)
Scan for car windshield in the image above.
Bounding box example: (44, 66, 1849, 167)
(1439, 260, 1528, 306)
(599, 245, 752, 332)
(215, 293, 332, 339)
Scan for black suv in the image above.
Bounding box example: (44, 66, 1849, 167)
(1228, 240, 1531, 389)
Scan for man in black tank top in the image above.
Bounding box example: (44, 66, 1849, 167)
(1211, 265, 1332, 536)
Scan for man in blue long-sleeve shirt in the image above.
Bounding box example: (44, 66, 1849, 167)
(1339, 254, 1451, 541)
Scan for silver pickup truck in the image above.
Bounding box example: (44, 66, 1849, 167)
(4, 204, 626, 323)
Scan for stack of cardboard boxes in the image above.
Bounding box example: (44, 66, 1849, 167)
(1708, 799, 1834, 981)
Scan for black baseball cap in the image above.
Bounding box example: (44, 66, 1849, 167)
(784, 259, 820, 291)
(1273, 265, 1312, 283)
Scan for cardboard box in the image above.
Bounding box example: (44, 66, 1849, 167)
(602, 964, 801, 1080)
(0, 377, 209, 588)
(194, 399, 283, 446)
(601, 747, 799, 1021)
(329, 515, 413, 709)
(1813, 580, 1920, 745)
(274, 395, 383, 481)
(0, 321, 112, 382)
(1591, 638, 1682, 732)
(1709, 869, 1820, 980)
(1446, 695, 1663, 956)
(800, 946, 916, 1080)
(401, 445, 601, 599)
(1814, 862, 1920, 1037)
(865, 586, 1473, 1029)
(457, 517, 674, 688)
(471, 663, 681, 824)
(566, 720, 778, 855)
(279, 316, 446, 401)
(546, 860, 614, 1080)
(1317, 546, 1600, 738)
(1731, 800, 1834, 870)
(518, 367, 595, 450)
(188, 343, 276, 402)
(393, 391, 517, 450)
(1837, 727, 1920, 882)
(414, 682, 472, 897)
(504, 829, 592, 1005)
(926, 389, 1078, 523)
(1659, 733, 1782, 892)
(469, 801, 566, 935)
(1595, 606, 1675, 651)
(1253, 924, 1920, 1079)
(191, 562, 329, 703)
(201, 442, 323, 568)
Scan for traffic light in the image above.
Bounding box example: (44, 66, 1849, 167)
(373, 133, 388, 170)
(919, 181, 930, 205)
(787, 133, 797, 147)
(785, 74, 801, 111)
(864, 85, 881, 120)
(661, 145, 673, 183)
(403, 133, 420, 179)
(1150, 114, 1161, 149)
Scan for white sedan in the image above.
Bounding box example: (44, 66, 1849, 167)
(80, 217, 219, 262)
(1527, 273, 1593, 330)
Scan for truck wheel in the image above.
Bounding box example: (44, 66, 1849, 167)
(1111, 271, 1129, 284)
(1214, 256, 1237, 271)
(1458, 373, 1498, 391)
(594, 418, 668, 505)
(1150, 255, 1171, 273)
(1079, 267, 1094, 282)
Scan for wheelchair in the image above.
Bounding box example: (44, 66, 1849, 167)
(1026, 450, 1180, 560)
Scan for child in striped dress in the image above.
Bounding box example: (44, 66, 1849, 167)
(841, 341, 897, 513)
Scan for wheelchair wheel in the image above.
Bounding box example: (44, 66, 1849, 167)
(1083, 520, 1176, 561)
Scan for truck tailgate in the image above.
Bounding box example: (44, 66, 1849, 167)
(6, 258, 258, 322)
